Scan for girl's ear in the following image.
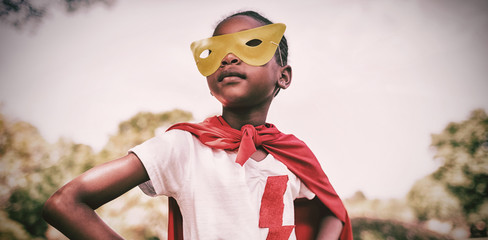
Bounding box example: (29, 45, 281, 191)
(277, 65, 292, 89)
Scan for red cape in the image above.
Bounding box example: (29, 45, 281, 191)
(166, 116, 352, 239)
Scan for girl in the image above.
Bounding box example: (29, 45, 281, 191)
(43, 11, 352, 240)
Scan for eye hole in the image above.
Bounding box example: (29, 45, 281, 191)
(245, 39, 262, 47)
(199, 49, 211, 58)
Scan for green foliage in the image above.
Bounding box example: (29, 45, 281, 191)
(6, 189, 47, 237)
(430, 109, 488, 224)
(0, 118, 51, 201)
(407, 175, 463, 224)
(0, 114, 52, 238)
(0, 210, 30, 240)
(352, 217, 452, 240)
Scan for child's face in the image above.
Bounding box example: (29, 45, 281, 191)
(206, 16, 284, 108)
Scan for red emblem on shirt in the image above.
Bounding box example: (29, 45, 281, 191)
(259, 175, 294, 239)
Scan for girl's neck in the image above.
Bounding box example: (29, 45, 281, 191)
(221, 104, 270, 130)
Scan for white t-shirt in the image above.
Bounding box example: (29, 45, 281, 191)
(130, 129, 315, 240)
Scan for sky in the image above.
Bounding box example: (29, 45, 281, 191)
(1, 0, 487, 199)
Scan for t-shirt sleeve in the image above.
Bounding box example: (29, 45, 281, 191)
(129, 129, 192, 198)
(298, 181, 316, 200)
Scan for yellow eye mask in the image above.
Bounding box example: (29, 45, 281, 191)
(190, 23, 286, 76)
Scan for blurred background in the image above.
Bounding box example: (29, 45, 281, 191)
(0, 0, 487, 239)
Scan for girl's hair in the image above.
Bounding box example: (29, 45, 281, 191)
(216, 11, 289, 66)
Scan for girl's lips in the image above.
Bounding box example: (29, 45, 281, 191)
(218, 70, 246, 82)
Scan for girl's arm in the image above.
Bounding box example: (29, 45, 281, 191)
(42, 153, 149, 240)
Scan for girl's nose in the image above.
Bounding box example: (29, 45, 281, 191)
(221, 53, 241, 67)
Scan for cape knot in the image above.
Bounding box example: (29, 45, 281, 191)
(241, 124, 262, 147)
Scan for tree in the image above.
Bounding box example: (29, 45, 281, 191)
(0, 113, 51, 238)
(0, 112, 96, 238)
(409, 109, 488, 237)
(0, 114, 47, 239)
(431, 109, 488, 225)
(0, 0, 115, 30)
(407, 175, 464, 225)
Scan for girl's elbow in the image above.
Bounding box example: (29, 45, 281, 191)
(42, 186, 79, 223)
(42, 190, 66, 222)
